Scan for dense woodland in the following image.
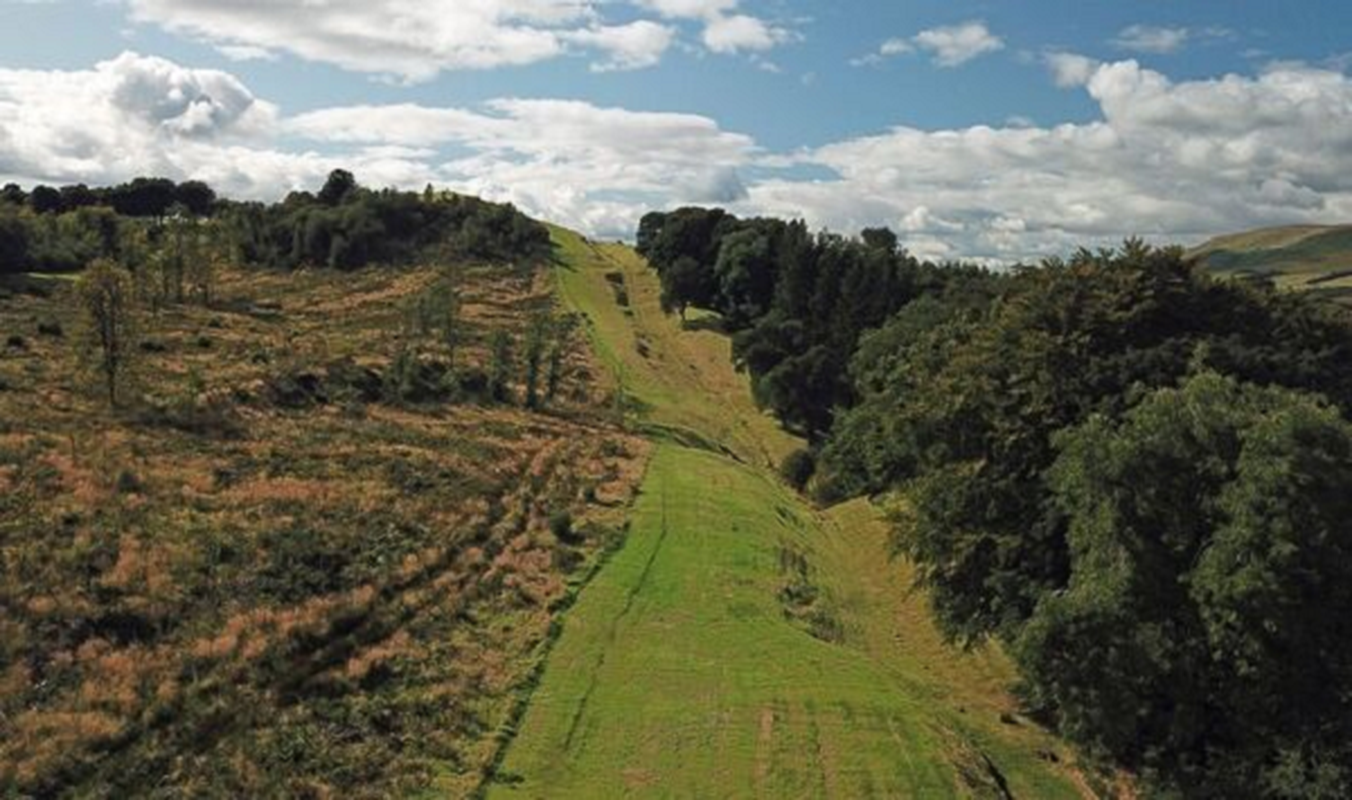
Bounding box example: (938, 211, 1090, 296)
(638, 209, 994, 437)
(642, 208, 1352, 799)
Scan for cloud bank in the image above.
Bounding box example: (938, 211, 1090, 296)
(4, 52, 1352, 261)
(120, 0, 793, 80)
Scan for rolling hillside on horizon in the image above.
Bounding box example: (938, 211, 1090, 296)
(1189, 224, 1352, 306)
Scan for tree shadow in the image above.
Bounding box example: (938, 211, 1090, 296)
(680, 315, 728, 335)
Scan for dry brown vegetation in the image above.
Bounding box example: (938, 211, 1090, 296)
(0, 257, 648, 797)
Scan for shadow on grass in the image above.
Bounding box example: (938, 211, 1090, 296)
(679, 315, 729, 335)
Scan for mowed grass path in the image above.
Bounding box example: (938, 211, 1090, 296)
(491, 228, 1086, 798)
(496, 447, 962, 797)
(547, 227, 798, 470)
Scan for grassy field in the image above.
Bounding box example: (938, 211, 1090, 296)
(548, 226, 798, 470)
(1190, 224, 1352, 306)
(490, 230, 1088, 798)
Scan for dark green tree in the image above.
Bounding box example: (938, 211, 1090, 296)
(1019, 372, 1352, 796)
(0, 183, 26, 206)
(523, 312, 551, 409)
(488, 330, 515, 404)
(0, 205, 32, 274)
(318, 169, 357, 206)
(29, 185, 63, 214)
(175, 180, 217, 217)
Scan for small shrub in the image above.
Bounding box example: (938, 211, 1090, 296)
(327, 358, 383, 404)
(36, 320, 63, 338)
(805, 607, 844, 643)
(383, 350, 453, 405)
(139, 394, 244, 438)
(139, 339, 168, 354)
(457, 367, 490, 401)
(5, 334, 26, 350)
(194, 334, 213, 350)
(779, 448, 816, 492)
(115, 469, 143, 494)
(549, 511, 580, 544)
(265, 370, 327, 408)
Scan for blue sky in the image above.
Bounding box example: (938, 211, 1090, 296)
(2, 0, 1351, 261)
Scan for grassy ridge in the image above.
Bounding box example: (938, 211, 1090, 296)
(495, 446, 964, 797)
(1190, 224, 1352, 305)
(490, 229, 1087, 797)
(548, 226, 798, 470)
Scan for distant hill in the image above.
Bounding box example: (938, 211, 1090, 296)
(1189, 224, 1352, 306)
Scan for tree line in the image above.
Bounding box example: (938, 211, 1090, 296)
(2, 177, 217, 219)
(641, 209, 1352, 799)
(2, 170, 550, 276)
(637, 208, 995, 437)
(225, 169, 550, 271)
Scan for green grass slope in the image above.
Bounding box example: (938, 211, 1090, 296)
(488, 229, 1089, 798)
(1190, 224, 1352, 305)
(548, 226, 798, 470)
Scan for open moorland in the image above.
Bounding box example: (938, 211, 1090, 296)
(0, 241, 649, 796)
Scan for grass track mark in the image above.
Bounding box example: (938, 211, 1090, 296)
(561, 480, 671, 752)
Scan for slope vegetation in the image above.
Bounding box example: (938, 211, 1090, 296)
(0, 257, 646, 796)
(491, 230, 1087, 798)
(1191, 224, 1352, 305)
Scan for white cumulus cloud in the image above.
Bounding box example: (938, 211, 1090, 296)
(755, 59, 1352, 262)
(120, 0, 792, 80)
(5, 52, 1352, 262)
(702, 14, 793, 54)
(1044, 52, 1102, 88)
(858, 21, 1004, 68)
(1112, 25, 1191, 55)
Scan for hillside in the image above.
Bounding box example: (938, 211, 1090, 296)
(1189, 224, 1352, 305)
(0, 254, 648, 795)
(489, 229, 1091, 798)
(2, 214, 1093, 798)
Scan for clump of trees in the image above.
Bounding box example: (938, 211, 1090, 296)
(0, 204, 126, 275)
(1020, 372, 1352, 797)
(225, 171, 550, 271)
(638, 208, 994, 437)
(1, 177, 216, 219)
(3, 171, 549, 277)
